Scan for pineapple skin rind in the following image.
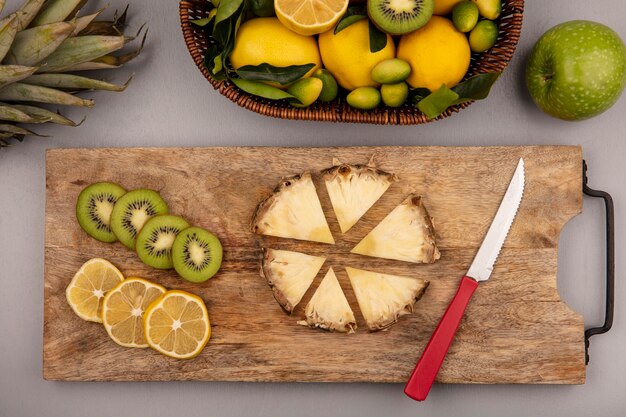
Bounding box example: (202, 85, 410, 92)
(299, 311, 357, 333)
(251, 172, 302, 233)
(413, 194, 441, 263)
(298, 268, 357, 333)
(321, 162, 398, 233)
(261, 248, 325, 314)
(320, 163, 398, 184)
(261, 250, 295, 313)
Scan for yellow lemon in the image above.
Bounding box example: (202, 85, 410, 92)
(102, 277, 167, 348)
(275, 0, 349, 36)
(229, 17, 321, 80)
(66, 258, 124, 323)
(144, 290, 211, 360)
(318, 19, 395, 91)
(397, 16, 470, 91)
(434, 0, 463, 15)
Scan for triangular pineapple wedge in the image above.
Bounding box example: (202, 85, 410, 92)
(298, 268, 356, 333)
(322, 162, 397, 233)
(252, 172, 334, 244)
(351, 194, 440, 263)
(346, 267, 430, 331)
(261, 249, 326, 313)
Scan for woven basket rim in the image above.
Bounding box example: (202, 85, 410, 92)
(179, 0, 524, 125)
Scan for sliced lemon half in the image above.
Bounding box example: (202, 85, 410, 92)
(275, 0, 349, 36)
(102, 277, 166, 348)
(66, 258, 125, 323)
(144, 290, 211, 360)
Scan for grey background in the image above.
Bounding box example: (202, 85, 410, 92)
(0, 0, 624, 416)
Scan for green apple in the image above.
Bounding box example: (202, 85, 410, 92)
(526, 20, 626, 121)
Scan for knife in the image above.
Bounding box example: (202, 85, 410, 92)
(404, 158, 525, 401)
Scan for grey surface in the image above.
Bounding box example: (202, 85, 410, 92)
(0, 0, 624, 416)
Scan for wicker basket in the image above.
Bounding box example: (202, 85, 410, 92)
(180, 0, 524, 125)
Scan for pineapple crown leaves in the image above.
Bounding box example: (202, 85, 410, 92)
(0, 0, 145, 150)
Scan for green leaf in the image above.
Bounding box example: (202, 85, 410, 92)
(215, 0, 244, 25)
(417, 84, 460, 119)
(221, 31, 235, 61)
(412, 71, 503, 118)
(213, 11, 233, 46)
(368, 20, 387, 53)
(211, 22, 227, 45)
(203, 44, 222, 75)
(231, 78, 302, 103)
(409, 87, 432, 104)
(191, 17, 213, 27)
(233, 10, 244, 38)
(212, 54, 224, 75)
(236, 63, 315, 85)
(212, 1, 244, 57)
(202, 0, 247, 82)
(249, 0, 275, 17)
(335, 15, 366, 34)
(212, 68, 228, 81)
(452, 71, 502, 103)
(334, 6, 367, 34)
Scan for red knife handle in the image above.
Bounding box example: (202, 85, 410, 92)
(404, 275, 479, 401)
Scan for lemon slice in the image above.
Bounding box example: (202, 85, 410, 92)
(102, 277, 166, 348)
(275, 0, 349, 36)
(144, 290, 211, 359)
(66, 258, 125, 323)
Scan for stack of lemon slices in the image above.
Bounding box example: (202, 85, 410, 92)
(66, 258, 211, 360)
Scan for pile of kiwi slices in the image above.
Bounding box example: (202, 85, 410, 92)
(76, 182, 222, 283)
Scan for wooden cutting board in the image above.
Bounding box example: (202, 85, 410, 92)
(44, 146, 585, 383)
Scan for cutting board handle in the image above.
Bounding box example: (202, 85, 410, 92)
(583, 160, 615, 365)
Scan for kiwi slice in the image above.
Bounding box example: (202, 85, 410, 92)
(136, 215, 190, 269)
(76, 182, 127, 243)
(368, 0, 434, 35)
(172, 227, 223, 283)
(110, 189, 169, 249)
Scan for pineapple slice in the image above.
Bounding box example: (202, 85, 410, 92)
(322, 161, 397, 233)
(252, 172, 334, 244)
(261, 249, 326, 313)
(346, 267, 429, 331)
(351, 194, 440, 263)
(298, 268, 356, 333)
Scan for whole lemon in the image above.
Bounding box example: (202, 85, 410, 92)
(434, 0, 463, 15)
(229, 17, 321, 79)
(318, 20, 395, 91)
(397, 16, 470, 91)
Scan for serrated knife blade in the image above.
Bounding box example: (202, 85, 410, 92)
(467, 158, 525, 282)
(405, 158, 526, 402)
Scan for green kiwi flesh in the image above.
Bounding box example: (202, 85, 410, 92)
(110, 189, 169, 249)
(172, 227, 223, 283)
(136, 215, 190, 269)
(76, 182, 127, 243)
(368, 0, 434, 35)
